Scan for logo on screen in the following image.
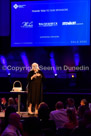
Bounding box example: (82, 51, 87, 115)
(21, 22, 33, 28)
(39, 22, 58, 27)
(13, 4, 26, 9)
(13, 4, 18, 9)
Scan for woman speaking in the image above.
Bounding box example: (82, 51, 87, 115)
(27, 63, 44, 114)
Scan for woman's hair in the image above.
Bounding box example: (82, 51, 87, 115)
(5, 106, 16, 119)
(31, 62, 40, 71)
(38, 102, 50, 120)
(1, 97, 6, 104)
(80, 99, 87, 106)
(67, 109, 77, 124)
(8, 97, 15, 106)
(67, 98, 75, 106)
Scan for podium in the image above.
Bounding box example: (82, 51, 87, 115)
(10, 91, 27, 114)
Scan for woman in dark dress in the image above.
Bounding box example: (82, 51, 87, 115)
(27, 63, 44, 114)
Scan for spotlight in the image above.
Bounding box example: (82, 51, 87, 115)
(8, 73, 11, 76)
(21, 52, 30, 72)
(74, 53, 80, 66)
(50, 51, 57, 77)
(72, 75, 74, 78)
(0, 55, 10, 75)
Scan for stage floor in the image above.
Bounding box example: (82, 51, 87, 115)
(0, 112, 38, 118)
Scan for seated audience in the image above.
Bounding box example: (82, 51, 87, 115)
(23, 117, 41, 136)
(0, 106, 16, 134)
(14, 98, 18, 111)
(8, 97, 18, 111)
(78, 99, 89, 120)
(49, 101, 69, 129)
(71, 110, 91, 136)
(8, 97, 15, 107)
(66, 98, 76, 112)
(0, 98, 2, 112)
(1, 113, 22, 136)
(15, 97, 24, 111)
(1, 98, 7, 112)
(64, 109, 78, 129)
(78, 105, 88, 121)
(1, 97, 91, 136)
(38, 102, 56, 136)
(80, 99, 88, 106)
(79, 110, 91, 128)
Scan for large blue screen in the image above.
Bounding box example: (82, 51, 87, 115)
(11, 0, 90, 47)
